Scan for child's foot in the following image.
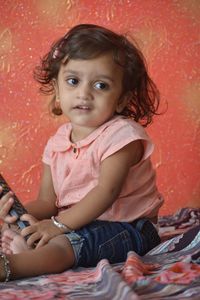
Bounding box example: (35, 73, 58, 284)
(1, 229, 29, 254)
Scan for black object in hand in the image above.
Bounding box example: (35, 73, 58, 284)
(0, 174, 30, 230)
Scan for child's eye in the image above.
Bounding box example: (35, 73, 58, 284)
(67, 78, 79, 86)
(94, 82, 108, 90)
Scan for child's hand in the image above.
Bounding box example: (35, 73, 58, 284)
(21, 217, 63, 248)
(0, 188, 18, 224)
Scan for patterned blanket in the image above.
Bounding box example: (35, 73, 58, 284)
(0, 207, 200, 300)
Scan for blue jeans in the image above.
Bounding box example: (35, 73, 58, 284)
(65, 219, 160, 267)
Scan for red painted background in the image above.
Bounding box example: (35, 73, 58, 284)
(0, 0, 199, 215)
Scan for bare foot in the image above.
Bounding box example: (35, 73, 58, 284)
(1, 229, 29, 254)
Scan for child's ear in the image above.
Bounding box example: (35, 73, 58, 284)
(116, 92, 132, 113)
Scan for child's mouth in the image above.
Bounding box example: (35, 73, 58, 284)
(74, 105, 91, 111)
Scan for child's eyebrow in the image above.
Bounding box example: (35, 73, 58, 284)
(63, 69, 80, 76)
(63, 69, 114, 82)
(97, 75, 114, 83)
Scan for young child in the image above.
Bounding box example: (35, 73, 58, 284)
(0, 24, 163, 281)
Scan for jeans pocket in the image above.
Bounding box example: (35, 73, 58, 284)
(98, 230, 132, 264)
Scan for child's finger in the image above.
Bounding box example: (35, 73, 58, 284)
(0, 197, 14, 219)
(4, 214, 18, 224)
(20, 214, 37, 224)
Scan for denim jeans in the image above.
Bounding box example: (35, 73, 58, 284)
(65, 219, 160, 267)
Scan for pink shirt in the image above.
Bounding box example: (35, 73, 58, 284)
(43, 116, 163, 222)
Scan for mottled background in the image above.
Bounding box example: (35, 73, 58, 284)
(0, 0, 199, 215)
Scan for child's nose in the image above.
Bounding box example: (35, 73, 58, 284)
(77, 83, 92, 100)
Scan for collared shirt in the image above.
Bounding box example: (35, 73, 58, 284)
(42, 116, 164, 222)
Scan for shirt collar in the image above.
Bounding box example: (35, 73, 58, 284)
(51, 116, 123, 152)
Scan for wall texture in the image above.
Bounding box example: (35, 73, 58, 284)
(0, 0, 199, 215)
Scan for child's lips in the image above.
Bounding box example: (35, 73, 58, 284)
(73, 105, 91, 111)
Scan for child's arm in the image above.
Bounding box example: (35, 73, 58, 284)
(57, 140, 143, 229)
(24, 164, 58, 220)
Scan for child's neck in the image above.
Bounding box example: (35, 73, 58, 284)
(70, 125, 98, 143)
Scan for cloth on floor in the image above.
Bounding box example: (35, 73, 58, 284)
(0, 221, 199, 299)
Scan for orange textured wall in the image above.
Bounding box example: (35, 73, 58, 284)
(0, 0, 199, 215)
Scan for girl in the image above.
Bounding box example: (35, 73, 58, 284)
(0, 24, 163, 281)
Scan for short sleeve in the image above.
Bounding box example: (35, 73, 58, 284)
(97, 119, 154, 162)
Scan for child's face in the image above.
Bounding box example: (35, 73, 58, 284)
(54, 52, 127, 137)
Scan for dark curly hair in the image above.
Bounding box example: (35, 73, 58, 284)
(34, 24, 160, 126)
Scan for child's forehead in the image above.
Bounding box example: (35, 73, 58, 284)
(60, 54, 123, 75)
